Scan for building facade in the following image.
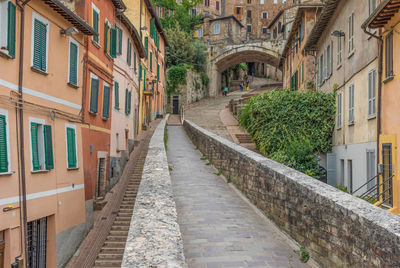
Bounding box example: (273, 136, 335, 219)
(110, 13, 145, 186)
(281, 4, 323, 90)
(304, 0, 379, 198)
(0, 0, 95, 267)
(364, 0, 399, 214)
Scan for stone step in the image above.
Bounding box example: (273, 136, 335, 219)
(100, 247, 124, 254)
(94, 259, 122, 267)
(117, 212, 133, 218)
(115, 216, 131, 221)
(109, 230, 129, 236)
(106, 235, 127, 241)
(103, 241, 126, 248)
(111, 225, 129, 231)
(97, 253, 124, 259)
(118, 208, 133, 213)
(113, 220, 131, 226)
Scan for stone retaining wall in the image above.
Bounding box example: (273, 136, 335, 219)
(184, 120, 400, 267)
(122, 117, 186, 267)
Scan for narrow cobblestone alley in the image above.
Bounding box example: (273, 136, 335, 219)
(167, 126, 309, 268)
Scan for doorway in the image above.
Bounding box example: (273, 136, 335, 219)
(96, 156, 107, 199)
(0, 231, 4, 268)
(173, 97, 179, 115)
(382, 143, 393, 206)
(27, 218, 47, 268)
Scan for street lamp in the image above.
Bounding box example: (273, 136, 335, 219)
(331, 30, 345, 37)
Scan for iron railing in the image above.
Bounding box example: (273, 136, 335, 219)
(352, 174, 393, 207)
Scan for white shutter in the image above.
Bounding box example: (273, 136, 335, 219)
(327, 153, 337, 186)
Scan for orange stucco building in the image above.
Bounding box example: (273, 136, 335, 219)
(364, 0, 400, 214)
(0, 0, 95, 267)
(281, 4, 323, 90)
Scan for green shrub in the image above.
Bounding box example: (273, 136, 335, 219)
(240, 89, 335, 178)
(167, 65, 187, 94)
(336, 184, 349, 193)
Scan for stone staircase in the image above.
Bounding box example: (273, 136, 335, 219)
(92, 149, 148, 267)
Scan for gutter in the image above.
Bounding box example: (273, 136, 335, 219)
(362, 25, 383, 176)
(15, 0, 32, 265)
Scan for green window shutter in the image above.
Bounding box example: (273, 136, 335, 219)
(93, 10, 99, 43)
(110, 28, 117, 58)
(118, 27, 123, 54)
(144, 37, 148, 59)
(139, 64, 142, 79)
(69, 42, 78, 85)
(66, 128, 77, 168)
(150, 52, 152, 71)
(157, 64, 160, 81)
(33, 19, 47, 71)
(114, 81, 119, 108)
(128, 91, 132, 114)
(134, 52, 137, 71)
(43, 125, 54, 170)
(150, 18, 155, 39)
(7, 1, 16, 58)
(30, 123, 40, 171)
(104, 23, 109, 53)
(102, 85, 110, 119)
(125, 88, 129, 114)
(0, 115, 8, 173)
(90, 78, 99, 113)
(143, 69, 146, 91)
(127, 39, 131, 66)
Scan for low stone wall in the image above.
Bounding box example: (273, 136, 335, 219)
(122, 117, 186, 267)
(184, 120, 400, 267)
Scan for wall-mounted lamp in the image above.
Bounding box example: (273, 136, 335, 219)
(60, 27, 78, 36)
(331, 30, 345, 37)
(141, 26, 148, 31)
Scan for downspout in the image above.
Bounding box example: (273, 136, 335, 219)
(362, 26, 383, 181)
(138, 0, 142, 136)
(16, 0, 32, 265)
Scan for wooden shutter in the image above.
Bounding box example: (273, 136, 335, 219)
(157, 63, 160, 81)
(118, 27, 122, 54)
(0, 115, 8, 173)
(7, 1, 16, 58)
(33, 19, 47, 71)
(69, 42, 78, 85)
(110, 28, 117, 58)
(150, 51, 153, 71)
(67, 128, 77, 168)
(43, 125, 54, 170)
(90, 78, 99, 113)
(104, 23, 109, 53)
(114, 81, 119, 108)
(125, 88, 129, 114)
(145, 37, 148, 58)
(128, 91, 132, 114)
(102, 85, 111, 119)
(127, 39, 131, 66)
(93, 10, 99, 43)
(31, 123, 40, 171)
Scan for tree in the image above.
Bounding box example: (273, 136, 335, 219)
(165, 24, 196, 67)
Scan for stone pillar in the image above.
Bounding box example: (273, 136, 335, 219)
(208, 62, 221, 97)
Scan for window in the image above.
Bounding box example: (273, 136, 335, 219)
(273, 27, 277, 39)
(236, 7, 242, 15)
(125, 88, 131, 114)
(247, 25, 252, 33)
(157, 63, 160, 81)
(262, 11, 267, 19)
(66, 125, 77, 169)
(104, 21, 117, 58)
(189, 8, 196, 15)
(31, 13, 49, 72)
(385, 32, 393, 78)
(144, 36, 148, 58)
(337, 92, 342, 128)
(92, 3, 100, 43)
(30, 118, 53, 171)
(0, 0, 16, 58)
(262, 27, 267, 34)
(318, 54, 323, 85)
(198, 27, 203, 37)
(89, 73, 99, 113)
(369, 0, 377, 15)
(349, 84, 355, 124)
(247, 10, 251, 18)
(214, 24, 220, 35)
(0, 230, 4, 268)
(102, 83, 111, 119)
(133, 51, 136, 72)
(216, 1, 219, 11)
(300, 17, 304, 40)
(116, 26, 122, 55)
(368, 69, 376, 117)
(348, 13, 354, 54)
(204, 0, 210, 6)
(260, 0, 264, 4)
(127, 38, 131, 66)
(348, 160, 353, 193)
(150, 51, 153, 72)
(156, 6, 163, 18)
(326, 41, 333, 78)
(114, 81, 119, 109)
(366, 150, 376, 190)
(337, 36, 342, 67)
(0, 109, 10, 173)
(68, 38, 79, 86)
(247, 0, 251, 3)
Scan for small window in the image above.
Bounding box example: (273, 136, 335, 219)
(125, 88, 131, 115)
(150, 51, 153, 71)
(198, 27, 203, 37)
(66, 125, 78, 169)
(216, 1, 219, 11)
(247, 10, 252, 18)
(337, 36, 342, 67)
(30, 119, 53, 171)
(262, 11, 267, 19)
(68, 38, 79, 86)
(262, 27, 267, 34)
(127, 38, 131, 66)
(0, 0, 16, 58)
(32, 13, 49, 72)
(349, 84, 355, 124)
(214, 24, 220, 35)
(260, 0, 264, 4)
(247, 25, 252, 33)
(116, 25, 123, 55)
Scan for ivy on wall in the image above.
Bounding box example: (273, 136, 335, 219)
(240, 90, 336, 177)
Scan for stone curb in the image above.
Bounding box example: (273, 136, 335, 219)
(122, 115, 187, 268)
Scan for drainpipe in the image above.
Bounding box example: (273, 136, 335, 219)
(16, 0, 32, 265)
(138, 0, 142, 136)
(362, 26, 383, 177)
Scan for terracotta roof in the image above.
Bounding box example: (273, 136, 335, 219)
(280, 4, 324, 66)
(362, 0, 400, 29)
(116, 13, 145, 58)
(209, 15, 244, 27)
(143, 0, 169, 47)
(41, 0, 96, 35)
(304, 0, 341, 52)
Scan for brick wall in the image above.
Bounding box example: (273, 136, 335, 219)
(183, 120, 400, 267)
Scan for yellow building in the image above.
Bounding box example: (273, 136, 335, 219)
(363, 0, 400, 214)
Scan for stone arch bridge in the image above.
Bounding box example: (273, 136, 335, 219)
(207, 39, 285, 96)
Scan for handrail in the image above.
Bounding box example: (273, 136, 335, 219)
(180, 105, 184, 125)
(354, 174, 394, 207)
(352, 174, 379, 195)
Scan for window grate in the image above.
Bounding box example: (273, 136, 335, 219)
(27, 217, 47, 268)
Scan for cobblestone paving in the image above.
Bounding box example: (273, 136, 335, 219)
(167, 126, 309, 268)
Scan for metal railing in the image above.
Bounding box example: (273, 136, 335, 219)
(180, 105, 184, 125)
(352, 174, 393, 207)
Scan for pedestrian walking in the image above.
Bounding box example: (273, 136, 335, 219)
(240, 82, 244, 91)
(224, 87, 228, 96)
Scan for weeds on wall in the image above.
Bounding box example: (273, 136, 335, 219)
(240, 89, 335, 178)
